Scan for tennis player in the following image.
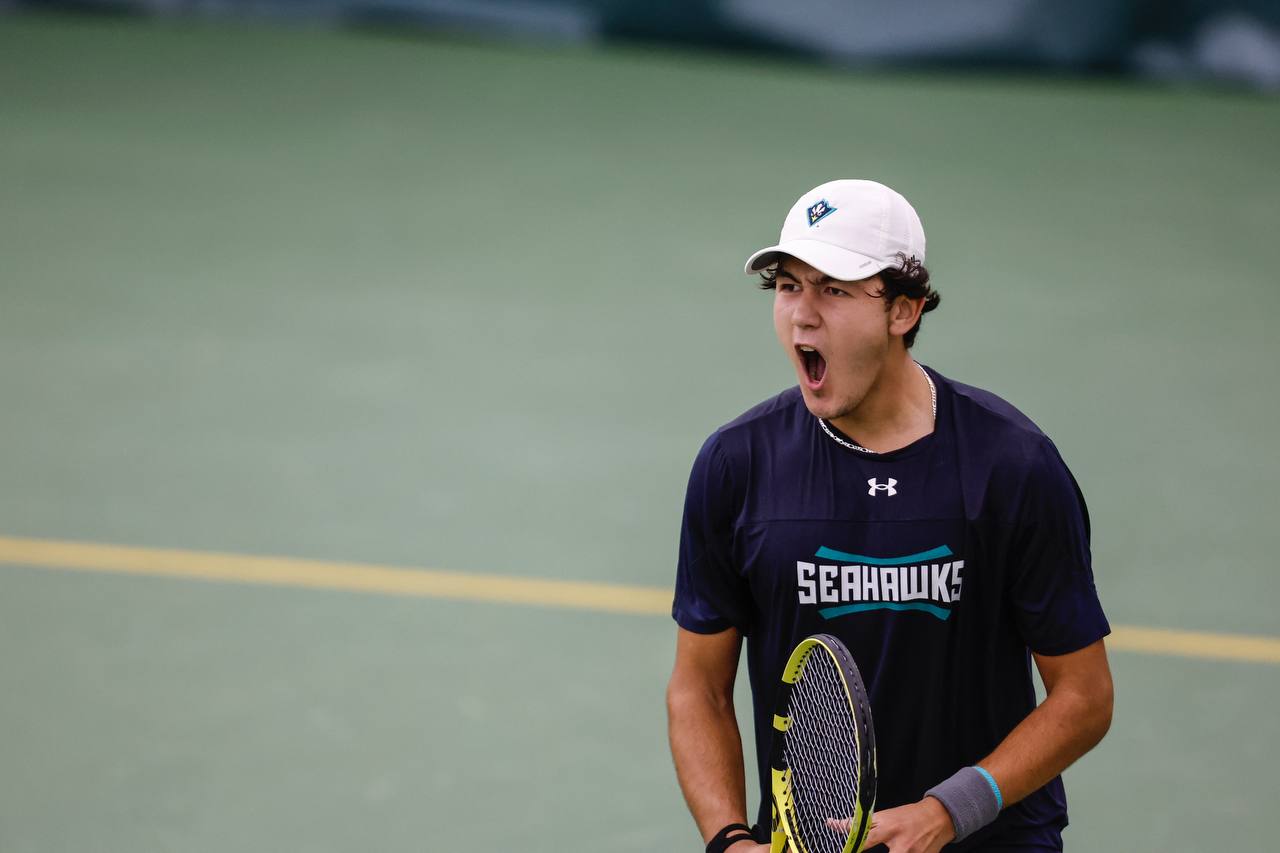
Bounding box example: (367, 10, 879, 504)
(667, 180, 1113, 853)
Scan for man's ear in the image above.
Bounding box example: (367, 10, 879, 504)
(888, 295, 925, 338)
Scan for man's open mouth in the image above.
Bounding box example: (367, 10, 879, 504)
(797, 345, 827, 386)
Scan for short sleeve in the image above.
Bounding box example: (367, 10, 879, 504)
(671, 434, 754, 635)
(1007, 441, 1111, 656)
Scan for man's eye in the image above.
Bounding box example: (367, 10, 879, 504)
(826, 287, 849, 297)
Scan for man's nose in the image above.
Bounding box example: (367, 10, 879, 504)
(791, 289, 821, 328)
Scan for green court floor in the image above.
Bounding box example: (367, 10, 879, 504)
(1, 13, 1277, 852)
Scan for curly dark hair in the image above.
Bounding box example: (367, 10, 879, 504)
(757, 253, 941, 348)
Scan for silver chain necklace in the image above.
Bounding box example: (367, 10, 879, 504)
(817, 362, 937, 455)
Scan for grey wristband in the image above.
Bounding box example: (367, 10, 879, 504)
(924, 766, 1003, 843)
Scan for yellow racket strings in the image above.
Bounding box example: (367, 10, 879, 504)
(783, 648, 862, 853)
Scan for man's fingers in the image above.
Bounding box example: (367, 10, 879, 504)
(824, 817, 851, 834)
(862, 818, 887, 849)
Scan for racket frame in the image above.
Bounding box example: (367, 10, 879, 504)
(768, 633, 877, 853)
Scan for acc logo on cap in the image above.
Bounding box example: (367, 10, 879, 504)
(806, 198, 837, 226)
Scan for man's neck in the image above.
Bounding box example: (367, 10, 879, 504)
(827, 353, 934, 454)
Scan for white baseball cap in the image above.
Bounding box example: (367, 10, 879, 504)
(743, 179, 926, 280)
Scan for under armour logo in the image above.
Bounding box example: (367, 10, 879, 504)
(867, 478, 897, 496)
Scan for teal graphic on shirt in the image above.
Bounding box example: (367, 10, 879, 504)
(797, 544, 964, 621)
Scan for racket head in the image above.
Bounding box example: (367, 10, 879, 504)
(768, 634, 876, 853)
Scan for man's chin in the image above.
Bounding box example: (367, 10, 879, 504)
(798, 384, 847, 421)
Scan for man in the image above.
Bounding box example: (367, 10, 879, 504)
(667, 180, 1113, 853)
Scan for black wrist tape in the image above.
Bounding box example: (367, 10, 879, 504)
(706, 822, 755, 853)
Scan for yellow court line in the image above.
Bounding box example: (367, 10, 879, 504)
(1105, 625, 1280, 665)
(0, 534, 670, 616)
(1, 534, 1278, 665)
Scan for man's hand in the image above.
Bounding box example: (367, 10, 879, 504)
(825, 798, 955, 853)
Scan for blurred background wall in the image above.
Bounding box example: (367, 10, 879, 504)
(10, 0, 1280, 90)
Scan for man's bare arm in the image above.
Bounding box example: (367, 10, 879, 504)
(979, 637, 1114, 803)
(667, 626, 767, 852)
(862, 638, 1114, 852)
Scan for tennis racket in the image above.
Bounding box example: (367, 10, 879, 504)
(769, 633, 877, 853)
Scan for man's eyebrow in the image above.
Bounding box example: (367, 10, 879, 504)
(777, 267, 834, 286)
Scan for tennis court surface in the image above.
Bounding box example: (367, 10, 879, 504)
(1, 13, 1278, 852)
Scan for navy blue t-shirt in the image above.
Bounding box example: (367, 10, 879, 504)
(672, 365, 1109, 852)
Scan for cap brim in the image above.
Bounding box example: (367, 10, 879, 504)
(743, 239, 887, 281)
